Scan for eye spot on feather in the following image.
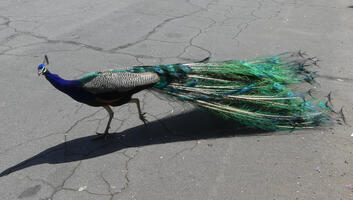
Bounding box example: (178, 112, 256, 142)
(153, 66, 164, 74)
(186, 79, 197, 87)
(268, 58, 280, 64)
(273, 82, 285, 90)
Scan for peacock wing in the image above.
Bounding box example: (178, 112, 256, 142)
(79, 71, 160, 94)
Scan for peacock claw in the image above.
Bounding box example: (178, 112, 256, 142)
(139, 112, 148, 126)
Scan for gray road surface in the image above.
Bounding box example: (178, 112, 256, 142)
(0, 0, 352, 199)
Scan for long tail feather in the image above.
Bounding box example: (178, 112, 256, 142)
(129, 51, 332, 130)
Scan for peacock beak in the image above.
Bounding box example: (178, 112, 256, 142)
(38, 69, 43, 76)
(38, 68, 45, 76)
(37, 63, 46, 76)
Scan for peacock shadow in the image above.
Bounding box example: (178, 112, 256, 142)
(0, 110, 271, 177)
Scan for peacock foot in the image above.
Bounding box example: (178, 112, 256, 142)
(139, 112, 148, 126)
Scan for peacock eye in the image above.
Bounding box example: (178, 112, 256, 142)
(38, 64, 45, 69)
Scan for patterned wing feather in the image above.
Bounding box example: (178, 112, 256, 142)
(80, 71, 160, 94)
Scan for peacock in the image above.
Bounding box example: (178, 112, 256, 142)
(37, 51, 333, 139)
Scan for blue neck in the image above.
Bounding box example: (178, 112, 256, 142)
(44, 70, 80, 94)
(43, 70, 106, 107)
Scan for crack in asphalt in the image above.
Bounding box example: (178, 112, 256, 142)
(0, 15, 10, 26)
(25, 176, 108, 200)
(21, 162, 85, 200)
(1, 0, 352, 199)
(232, 0, 263, 45)
(97, 150, 139, 199)
(112, 118, 128, 134)
(147, 39, 186, 44)
(64, 109, 102, 135)
(114, 51, 193, 64)
(0, 107, 113, 176)
(169, 140, 199, 160)
(0, 0, 219, 65)
(269, 0, 284, 19)
(119, 150, 139, 195)
(26, 175, 108, 198)
(100, 172, 115, 200)
(25, 175, 56, 191)
(73, 104, 84, 115)
(48, 161, 82, 200)
(112, 12, 201, 52)
(174, 0, 218, 59)
(176, 20, 215, 59)
(0, 1, 206, 58)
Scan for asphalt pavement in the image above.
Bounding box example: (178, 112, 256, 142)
(0, 0, 352, 199)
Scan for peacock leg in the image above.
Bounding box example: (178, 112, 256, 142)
(96, 105, 114, 140)
(129, 98, 148, 125)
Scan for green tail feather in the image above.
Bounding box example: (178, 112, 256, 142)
(129, 51, 331, 130)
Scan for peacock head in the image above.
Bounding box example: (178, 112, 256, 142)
(37, 55, 49, 76)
